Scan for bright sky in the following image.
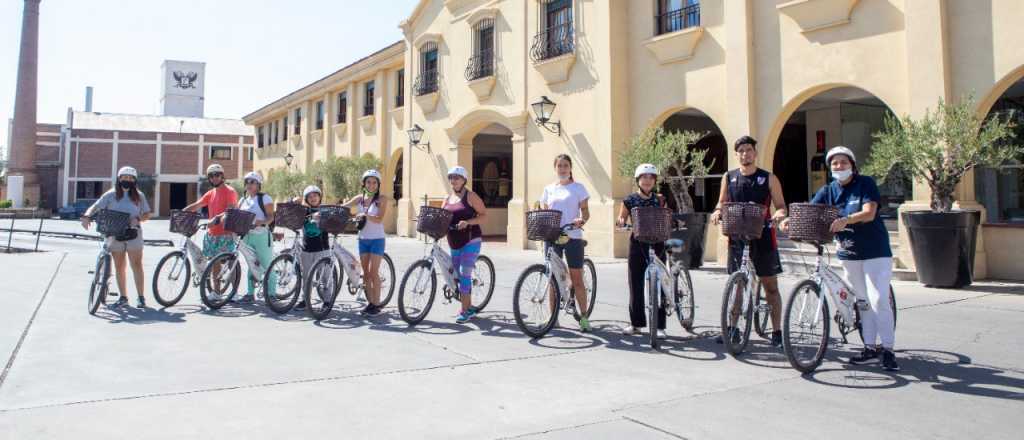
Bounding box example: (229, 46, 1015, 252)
(0, 0, 419, 154)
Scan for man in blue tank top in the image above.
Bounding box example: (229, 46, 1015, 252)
(710, 136, 789, 347)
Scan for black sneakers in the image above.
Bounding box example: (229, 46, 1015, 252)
(715, 327, 741, 345)
(881, 349, 900, 372)
(361, 303, 383, 317)
(136, 296, 146, 309)
(770, 330, 783, 347)
(849, 347, 880, 365)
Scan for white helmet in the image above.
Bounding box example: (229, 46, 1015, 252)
(634, 163, 659, 179)
(826, 146, 856, 165)
(117, 166, 138, 179)
(303, 185, 322, 199)
(447, 166, 468, 181)
(361, 169, 382, 183)
(243, 171, 263, 184)
(206, 164, 225, 175)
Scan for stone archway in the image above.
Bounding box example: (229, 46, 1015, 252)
(975, 67, 1024, 224)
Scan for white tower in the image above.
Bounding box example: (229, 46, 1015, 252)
(160, 60, 205, 118)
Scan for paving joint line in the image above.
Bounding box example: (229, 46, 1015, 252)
(612, 375, 799, 413)
(0, 252, 67, 392)
(621, 415, 690, 439)
(898, 293, 1001, 311)
(493, 418, 621, 440)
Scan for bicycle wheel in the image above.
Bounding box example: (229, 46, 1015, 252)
(753, 283, 771, 339)
(512, 264, 560, 338)
(263, 253, 302, 314)
(88, 253, 110, 315)
(855, 284, 898, 344)
(470, 255, 496, 312)
(153, 251, 190, 307)
(304, 257, 339, 320)
(674, 267, 695, 332)
(647, 269, 660, 349)
(397, 259, 437, 326)
(377, 253, 397, 307)
(783, 279, 830, 373)
(200, 253, 242, 309)
(581, 258, 597, 319)
(720, 272, 753, 356)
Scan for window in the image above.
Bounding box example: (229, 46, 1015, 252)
(976, 95, 1024, 223)
(656, 0, 700, 35)
(337, 91, 348, 124)
(395, 69, 405, 108)
(247, 147, 254, 161)
(416, 43, 439, 95)
(273, 120, 279, 144)
(472, 151, 513, 208)
(364, 81, 375, 116)
(282, 116, 288, 141)
(294, 108, 302, 135)
(210, 146, 232, 160)
(532, 0, 574, 62)
(466, 19, 495, 81)
(75, 181, 104, 200)
(315, 101, 325, 130)
(257, 126, 265, 148)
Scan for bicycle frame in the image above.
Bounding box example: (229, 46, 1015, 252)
(643, 248, 682, 310)
(331, 236, 363, 292)
(544, 245, 573, 303)
(808, 248, 860, 327)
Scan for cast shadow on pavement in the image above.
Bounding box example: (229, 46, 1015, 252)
(94, 303, 189, 324)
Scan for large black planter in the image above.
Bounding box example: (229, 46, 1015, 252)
(902, 210, 980, 288)
(671, 212, 708, 269)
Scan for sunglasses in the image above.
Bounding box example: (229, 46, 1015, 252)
(244, 179, 259, 185)
(208, 173, 224, 179)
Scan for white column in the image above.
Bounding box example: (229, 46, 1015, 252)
(111, 131, 119, 180)
(197, 134, 205, 199)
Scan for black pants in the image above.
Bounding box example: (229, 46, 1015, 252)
(628, 239, 667, 329)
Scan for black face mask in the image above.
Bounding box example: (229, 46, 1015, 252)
(119, 181, 136, 190)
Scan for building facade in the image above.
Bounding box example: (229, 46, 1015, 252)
(247, 0, 1024, 280)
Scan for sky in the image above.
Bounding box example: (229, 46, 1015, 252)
(0, 0, 420, 154)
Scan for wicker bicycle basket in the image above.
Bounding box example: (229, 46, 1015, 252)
(787, 203, 841, 243)
(526, 210, 563, 242)
(416, 206, 454, 240)
(632, 207, 673, 244)
(721, 202, 767, 239)
(94, 209, 132, 237)
(317, 205, 351, 235)
(223, 209, 256, 235)
(169, 210, 201, 236)
(274, 202, 307, 231)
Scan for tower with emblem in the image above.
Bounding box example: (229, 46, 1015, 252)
(160, 60, 205, 117)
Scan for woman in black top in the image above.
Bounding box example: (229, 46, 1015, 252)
(616, 164, 668, 339)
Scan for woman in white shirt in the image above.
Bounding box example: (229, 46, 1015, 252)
(341, 170, 389, 317)
(539, 154, 592, 332)
(236, 171, 275, 303)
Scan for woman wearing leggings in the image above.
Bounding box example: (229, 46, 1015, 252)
(443, 166, 488, 324)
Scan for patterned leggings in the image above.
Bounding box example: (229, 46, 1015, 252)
(450, 239, 482, 295)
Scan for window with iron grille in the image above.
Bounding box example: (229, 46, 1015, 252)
(655, 0, 700, 36)
(338, 91, 348, 124)
(532, 0, 574, 62)
(316, 101, 325, 130)
(210, 146, 232, 160)
(416, 42, 439, 96)
(282, 116, 288, 141)
(395, 69, 405, 108)
(466, 18, 495, 81)
(294, 108, 302, 135)
(364, 81, 375, 116)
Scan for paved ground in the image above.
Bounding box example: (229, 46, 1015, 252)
(1, 219, 1022, 439)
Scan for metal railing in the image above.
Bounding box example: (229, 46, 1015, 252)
(465, 49, 495, 81)
(531, 22, 574, 62)
(414, 69, 439, 96)
(655, 3, 700, 36)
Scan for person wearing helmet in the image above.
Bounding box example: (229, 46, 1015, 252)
(184, 163, 239, 293)
(710, 135, 788, 347)
(234, 171, 276, 303)
(339, 170, 390, 316)
(81, 166, 152, 308)
(442, 165, 488, 324)
(539, 154, 592, 331)
(292, 185, 331, 310)
(615, 164, 669, 338)
(782, 146, 899, 371)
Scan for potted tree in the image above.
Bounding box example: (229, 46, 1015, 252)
(618, 127, 711, 268)
(865, 96, 1022, 287)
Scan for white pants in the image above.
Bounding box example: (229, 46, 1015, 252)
(840, 257, 895, 349)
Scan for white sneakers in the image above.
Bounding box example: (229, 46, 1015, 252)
(621, 326, 667, 340)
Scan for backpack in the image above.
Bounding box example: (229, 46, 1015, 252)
(254, 192, 280, 244)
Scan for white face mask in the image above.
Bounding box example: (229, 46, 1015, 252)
(558, 173, 571, 181)
(832, 169, 853, 182)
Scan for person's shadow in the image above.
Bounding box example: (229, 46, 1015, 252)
(94, 302, 189, 324)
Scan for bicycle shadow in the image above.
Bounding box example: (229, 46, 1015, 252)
(201, 302, 260, 318)
(94, 303, 188, 324)
(588, 323, 727, 361)
(729, 337, 792, 369)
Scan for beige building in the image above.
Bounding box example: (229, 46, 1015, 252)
(246, 0, 1024, 280)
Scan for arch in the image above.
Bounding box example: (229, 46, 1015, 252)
(467, 7, 500, 26)
(976, 64, 1024, 119)
(648, 104, 727, 134)
(413, 33, 444, 50)
(445, 107, 529, 145)
(387, 148, 404, 200)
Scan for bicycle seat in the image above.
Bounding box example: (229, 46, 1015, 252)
(665, 238, 684, 253)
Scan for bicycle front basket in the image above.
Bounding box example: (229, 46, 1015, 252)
(169, 210, 201, 237)
(317, 205, 351, 235)
(632, 207, 673, 244)
(223, 209, 256, 235)
(416, 206, 454, 240)
(526, 210, 563, 242)
(721, 202, 767, 239)
(787, 203, 841, 243)
(94, 209, 131, 237)
(274, 202, 307, 231)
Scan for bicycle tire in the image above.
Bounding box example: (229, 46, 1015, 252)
(720, 271, 753, 356)
(199, 253, 241, 309)
(304, 257, 339, 320)
(753, 283, 770, 339)
(581, 258, 597, 319)
(88, 253, 110, 315)
(397, 259, 437, 326)
(153, 251, 191, 307)
(674, 267, 695, 332)
(513, 264, 560, 338)
(647, 269, 660, 349)
(263, 253, 302, 314)
(855, 284, 898, 344)
(783, 279, 830, 373)
(377, 253, 397, 307)
(470, 255, 496, 312)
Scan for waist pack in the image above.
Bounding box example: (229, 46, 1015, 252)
(115, 227, 139, 242)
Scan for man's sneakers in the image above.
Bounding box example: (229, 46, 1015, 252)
(578, 317, 592, 332)
(715, 327, 741, 345)
(622, 325, 641, 336)
(656, 329, 668, 340)
(136, 296, 146, 309)
(361, 303, 384, 317)
(881, 349, 900, 372)
(848, 347, 880, 365)
(770, 330, 783, 347)
(455, 307, 478, 324)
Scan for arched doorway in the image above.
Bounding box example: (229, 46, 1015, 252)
(661, 108, 727, 213)
(470, 123, 514, 241)
(384, 149, 404, 234)
(976, 75, 1024, 224)
(769, 86, 908, 218)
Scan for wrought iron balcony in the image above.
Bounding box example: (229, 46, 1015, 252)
(655, 3, 700, 36)
(465, 49, 495, 81)
(530, 22, 574, 63)
(414, 69, 439, 96)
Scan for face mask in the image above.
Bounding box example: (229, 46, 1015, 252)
(119, 181, 135, 190)
(558, 172, 571, 181)
(832, 169, 853, 182)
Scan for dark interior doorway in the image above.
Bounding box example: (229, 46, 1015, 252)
(169, 183, 189, 211)
(773, 122, 808, 204)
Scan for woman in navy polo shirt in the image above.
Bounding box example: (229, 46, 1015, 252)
(784, 146, 899, 372)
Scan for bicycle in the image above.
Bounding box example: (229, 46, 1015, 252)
(304, 211, 397, 320)
(85, 209, 132, 315)
(718, 202, 775, 356)
(396, 206, 496, 326)
(618, 208, 696, 349)
(152, 210, 214, 307)
(261, 202, 319, 314)
(512, 210, 597, 338)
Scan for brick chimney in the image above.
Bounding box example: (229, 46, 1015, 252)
(7, 0, 42, 206)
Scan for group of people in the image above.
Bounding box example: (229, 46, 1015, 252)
(80, 135, 898, 371)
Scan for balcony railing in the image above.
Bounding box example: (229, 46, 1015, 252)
(414, 69, 439, 96)
(530, 22, 574, 62)
(655, 3, 700, 36)
(465, 49, 495, 81)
